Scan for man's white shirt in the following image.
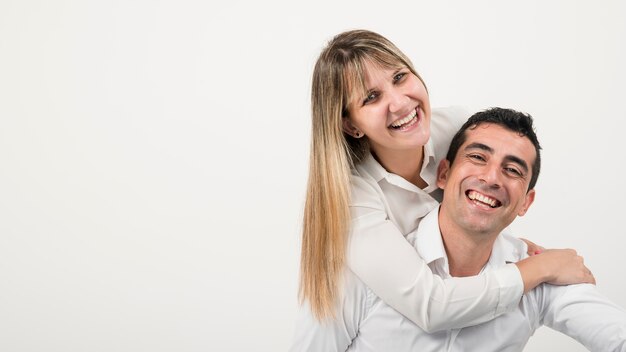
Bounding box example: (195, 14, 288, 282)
(291, 207, 626, 352)
(345, 107, 522, 330)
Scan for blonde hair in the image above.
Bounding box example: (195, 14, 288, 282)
(299, 29, 426, 320)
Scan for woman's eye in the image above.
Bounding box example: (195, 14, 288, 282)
(363, 91, 378, 105)
(393, 72, 406, 83)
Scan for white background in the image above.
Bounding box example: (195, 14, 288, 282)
(1, 1, 625, 351)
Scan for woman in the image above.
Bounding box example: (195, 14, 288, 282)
(298, 29, 594, 331)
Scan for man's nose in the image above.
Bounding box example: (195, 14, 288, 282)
(479, 164, 502, 188)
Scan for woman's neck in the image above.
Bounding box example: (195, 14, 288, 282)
(372, 146, 427, 188)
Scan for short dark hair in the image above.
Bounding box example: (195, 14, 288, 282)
(445, 107, 542, 191)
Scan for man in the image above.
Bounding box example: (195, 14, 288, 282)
(290, 108, 626, 351)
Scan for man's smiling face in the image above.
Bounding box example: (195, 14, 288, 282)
(437, 123, 537, 237)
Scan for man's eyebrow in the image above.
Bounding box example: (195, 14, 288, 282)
(464, 142, 493, 153)
(504, 155, 529, 174)
(464, 142, 530, 174)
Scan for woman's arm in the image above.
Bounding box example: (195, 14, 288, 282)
(290, 269, 367, 352)
(521, 237, 545, 255)
(347, 203, 594, 333)
(348, 212, 519, 332)
(516, 249, 595, 291)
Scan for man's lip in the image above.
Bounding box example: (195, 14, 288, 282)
(465, 189, 502, 208)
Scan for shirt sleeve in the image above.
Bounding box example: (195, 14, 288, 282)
(539, 284, 626, 351)
(289, 270, 368, 352)
(346, 177, 523, 333)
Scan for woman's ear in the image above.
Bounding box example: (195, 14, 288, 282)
(436, 159, 451, 189)
(342, 118, 363, 138)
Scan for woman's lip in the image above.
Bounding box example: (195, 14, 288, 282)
(389, 107, 420, 131)
(389, 106, 419, 128)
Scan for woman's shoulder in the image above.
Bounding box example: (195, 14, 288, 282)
(431, 106, 473, 132)
(349, 162, 390, 216)
(429, 106, 474, 159)
(349, 170, 383, 204)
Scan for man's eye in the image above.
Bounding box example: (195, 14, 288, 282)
(505, 167, 523, 177)
(393, 72, 406, 83)
(468, 154, 485, 162)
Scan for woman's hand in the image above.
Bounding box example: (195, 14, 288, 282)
(515, 248, 595, 293)
(520, 237, 546, 256)
(540, 248, 596, 286)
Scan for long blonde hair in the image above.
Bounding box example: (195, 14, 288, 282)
(299, 29, 426, 319)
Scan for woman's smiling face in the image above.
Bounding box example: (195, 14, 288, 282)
(344, 60, 431, 158)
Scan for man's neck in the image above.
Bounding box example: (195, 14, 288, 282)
(437, 210, 500, 277)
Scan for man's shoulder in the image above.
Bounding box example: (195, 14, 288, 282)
(496, 231, 530, 262)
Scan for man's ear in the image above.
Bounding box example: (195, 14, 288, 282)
(517, 189, 536, 216)
(436, 159, 451, 189)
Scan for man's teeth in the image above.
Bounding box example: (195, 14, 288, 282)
(468, 191, 498, 208)
(391, 109, 417, 128)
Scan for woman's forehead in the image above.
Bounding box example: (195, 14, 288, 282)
(344, 59, 405, 101)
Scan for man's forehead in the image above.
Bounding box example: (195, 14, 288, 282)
(464, 123, 527, 143)
(462, 123, 536, 162)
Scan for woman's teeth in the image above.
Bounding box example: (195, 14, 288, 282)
(391, 109, 418, 129)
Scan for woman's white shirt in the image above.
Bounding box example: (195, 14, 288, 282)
(346, 106, 524, 332)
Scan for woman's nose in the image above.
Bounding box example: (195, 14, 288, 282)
(388, 89, 409, 113)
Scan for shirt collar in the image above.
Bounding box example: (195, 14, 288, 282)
(413, 206, 447, 265)
(421, 138, 438, 193)
(487, 230, 523, 268)
(358, 138, 437, 189)
(359, 152, 389, 183)
(423, 137, 436, 168)
(413, 206, 520, 273)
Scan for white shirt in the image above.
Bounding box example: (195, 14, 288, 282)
(346, 106, 523, 331)
(291, 208, 626, 352)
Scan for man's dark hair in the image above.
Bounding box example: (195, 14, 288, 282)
(445, 107, 542, 191)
